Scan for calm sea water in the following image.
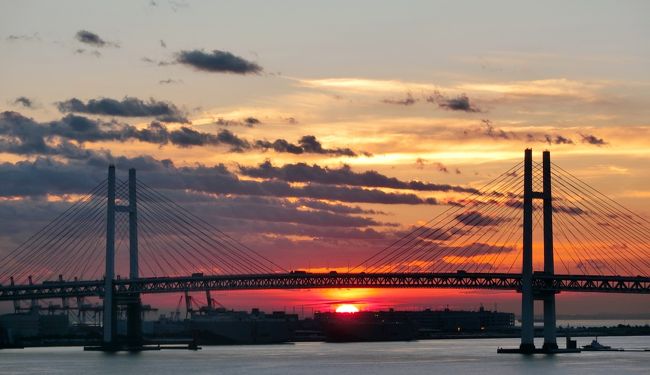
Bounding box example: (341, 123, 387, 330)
(1, 336, 648, 375)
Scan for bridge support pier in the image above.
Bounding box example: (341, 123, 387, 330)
(102, 165, 117, 347)
(503, 149, 561, 354)
(519, 149, 535, 353)
(99, 166, 142, 350)
(541, 150, 558, 351)
(126, 168, 142, 347)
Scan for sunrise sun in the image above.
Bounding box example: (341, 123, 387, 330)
(335, 304, 359, 313)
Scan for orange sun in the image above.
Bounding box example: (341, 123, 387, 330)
(335, 304, 359, 313)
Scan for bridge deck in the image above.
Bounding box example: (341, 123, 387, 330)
(1, 272, 649, 301)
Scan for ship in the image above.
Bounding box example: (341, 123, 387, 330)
(582, 337, 613, 351)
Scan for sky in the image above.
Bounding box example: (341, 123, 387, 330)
(0, 0, 649, 316)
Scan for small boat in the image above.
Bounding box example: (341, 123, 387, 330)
(582, 337, 612, 351)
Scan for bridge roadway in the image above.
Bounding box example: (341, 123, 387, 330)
(1, 272, 649, 301)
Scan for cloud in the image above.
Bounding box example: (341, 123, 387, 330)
(56, 97, 188, 123)
(142, 57, 171, 66)
(182, 194, 383, 228)
(74, 48, 102, 58)
(0, 112, 367, 157)
(432, 162, 449, 173)
(0, 167, 400, 265)
(580, 133, 607, 146)
(426, 91, 481, 112)
(455, 211, 510, 227)
(553, 205, 586, 216)
(215, 116, 262, 127)
(166, 125, 249, 150)
(543, 134, 574, 145)
(176, 49, 262, 74)
(0, 154, 439, 207)
(0, 112, 248, 154)
(456, 78, 603, 100)
(477, 119, 511, 140)
(13, 97, 33, 108)
(238, 161, 478, 193)
(255, 135, 359, 157)
(297, 78, 436, 93)
(382, 93, 417, 106)
(294, 199, 384, 215)
(244, 117, 261, 126)
(6, 33, 40, 42)
(159, 78, 182, 85)
(75, 30, 117, 48)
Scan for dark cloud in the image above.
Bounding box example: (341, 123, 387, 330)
(238, 161, 478, 193)
(553, 205, 586, 216)
(294, 199, 385, 215)
(580, 133, 607, 146)
(56, 97, 188, 123)
(244, 117, 261, 126)
(176, 49, 262, 74)
(455, 211, 510, 227)
(543, 134, 574, 145)
(0, 112, 248, 154)
(75, 30, 117, 48)
(0, 112, 366, 158)
(13, 97, 33, 108)
(382, 93, 417, 106)
(426, 91, 481, 112)
(0, 155, 438, 206)
(255, 135, 359, 157)
(0, 166, 399, 266)
(478, 119, 511, 140)
(183, 194, 383, 228)
(167, 126, 249, 150)
(215, 117, 262, 127)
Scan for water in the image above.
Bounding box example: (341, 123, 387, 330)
(1, 337, 648, 375)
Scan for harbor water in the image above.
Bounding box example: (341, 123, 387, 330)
(0, 336, 648, 375)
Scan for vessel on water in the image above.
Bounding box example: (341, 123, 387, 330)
(582, 337, 613, 351)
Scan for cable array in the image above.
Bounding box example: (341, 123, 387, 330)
(353, 162, 526, 274)
(548, 162, 650, 276)
(135, 181, 285, 276)
(0, 180, 108, 284)
(1, 157, 647, 284)
(354, 160, 650, 276)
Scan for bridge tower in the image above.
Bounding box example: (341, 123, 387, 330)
(520, 149, 558, 353)
(102, 166, 141, 348)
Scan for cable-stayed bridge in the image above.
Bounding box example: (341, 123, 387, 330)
(0, 149, 648, 353)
